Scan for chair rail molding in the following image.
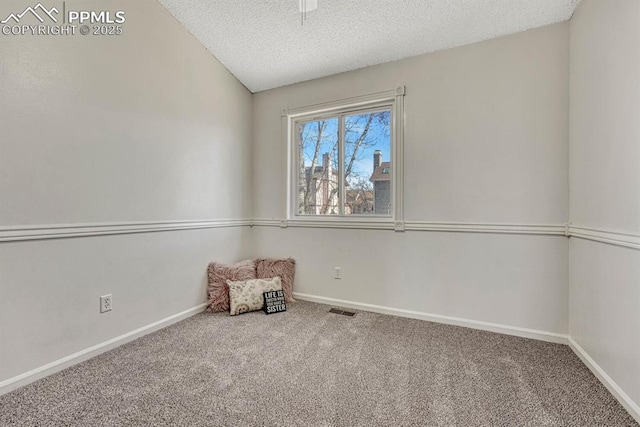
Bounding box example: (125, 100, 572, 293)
(251, 218, 566, 235)
(5, 219, 637, 249)
(0, 219, 251, 243)
(252, 220, 640, 248)
(569, 225, 640, 250)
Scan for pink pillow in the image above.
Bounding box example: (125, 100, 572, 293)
(255, 258, 296, 303)
(207, 260, 256, 312)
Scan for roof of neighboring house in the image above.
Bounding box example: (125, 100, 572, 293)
(370, 162, 391, 182)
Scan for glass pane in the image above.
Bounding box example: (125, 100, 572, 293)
(296, 117, 339, 215)
(343, 109, 392, 216)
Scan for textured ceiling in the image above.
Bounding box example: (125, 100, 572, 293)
(156, 0, 580, 93)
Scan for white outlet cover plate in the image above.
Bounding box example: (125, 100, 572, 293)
(100, 295, 112, 313)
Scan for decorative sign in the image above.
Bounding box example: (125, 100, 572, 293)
(263, 290, 286, 314)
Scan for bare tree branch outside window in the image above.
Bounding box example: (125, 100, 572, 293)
(296, 109, 391, 216)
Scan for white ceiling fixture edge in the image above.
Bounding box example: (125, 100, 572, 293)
(156, 0, 581, 93)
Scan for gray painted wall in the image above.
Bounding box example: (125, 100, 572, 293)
(0, 0, 253, 384)
(252, 23, 570, 335)
(569, 0, 640, 411)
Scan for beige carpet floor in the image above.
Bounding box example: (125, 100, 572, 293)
(0, 300, 637, 426)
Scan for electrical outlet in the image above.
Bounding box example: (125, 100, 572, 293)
(100, 294, 112, 313)
(334, 267, 342, 280)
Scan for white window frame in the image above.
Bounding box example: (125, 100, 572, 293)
(282, 87, 405, 230)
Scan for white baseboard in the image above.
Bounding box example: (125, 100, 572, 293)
(3, 296, 637, 423)
(295, 293, 640, 421)
(293, 292, 568, 344)
(0, 303, 207, 396)
(568, 337, 640, 424)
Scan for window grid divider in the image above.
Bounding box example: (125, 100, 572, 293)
(338, 114, 346, 216)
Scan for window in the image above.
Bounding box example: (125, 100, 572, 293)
(285, 88, 404, 222)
